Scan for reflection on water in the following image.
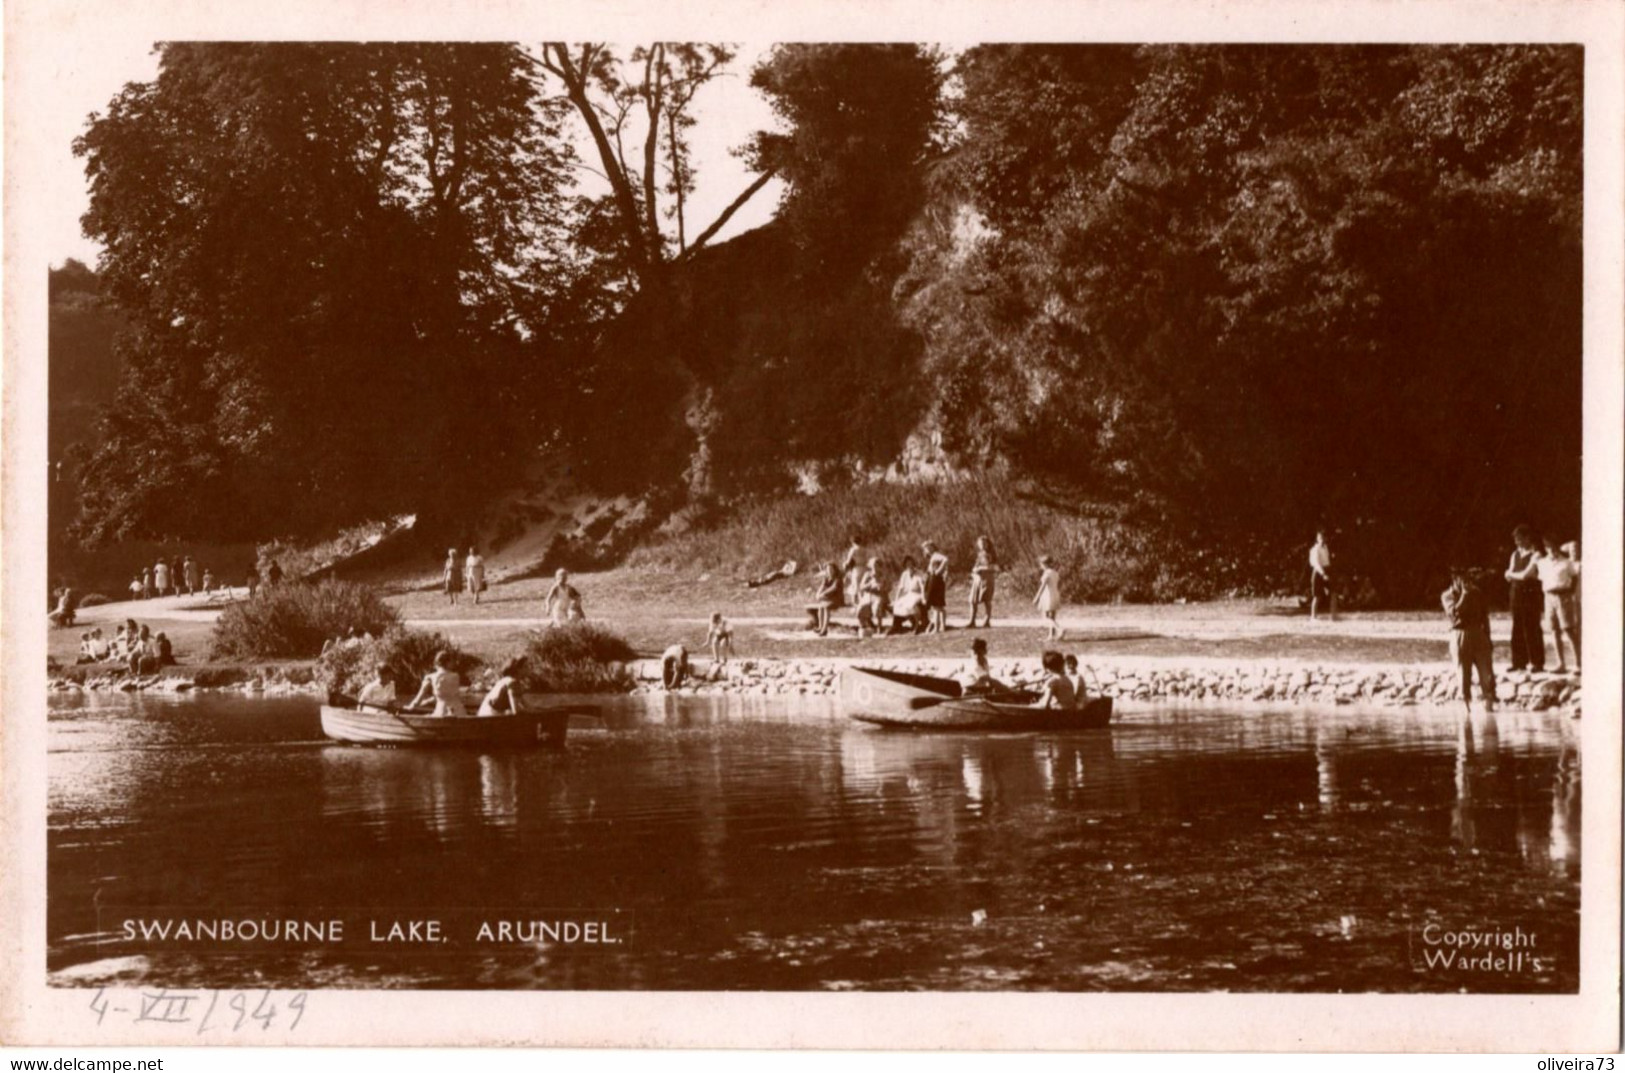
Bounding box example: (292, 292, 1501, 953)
(47, 693, 1581, 992)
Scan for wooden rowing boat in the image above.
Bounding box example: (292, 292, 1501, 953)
(319, 704, 584, 747)
(839, 666, 1113, 731)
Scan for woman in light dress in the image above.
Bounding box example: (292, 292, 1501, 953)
(891, 555, 927, 634)
(465, 548, 486, 605)
(478, 659, 526, 717)
(857, 557, 887, 638)
(409, 650, 468, 717)
(1033, 555, 1063, 641)
(545, 569, 584, 625)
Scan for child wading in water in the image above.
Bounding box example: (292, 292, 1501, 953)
(1034, 556, 1063, 641)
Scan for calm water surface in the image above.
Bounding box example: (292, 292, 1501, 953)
(48, 693, 1580, 991)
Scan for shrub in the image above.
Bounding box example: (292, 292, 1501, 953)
(316, 626, 481, 697)
(516, 622, 635, 694)
(210, 579, 399, 660)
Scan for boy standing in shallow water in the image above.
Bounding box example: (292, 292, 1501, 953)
(1441, 567, 1497, 713)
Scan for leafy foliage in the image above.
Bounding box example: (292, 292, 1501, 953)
(71, 43, 575, 545)
(316, 626, 480, 696)
(517, 622, 636, 693)
(210, 579, 400, 660)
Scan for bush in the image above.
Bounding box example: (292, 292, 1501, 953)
(210, 579, 399, 660)
(516, 622, 635, 694)
(316, 626, 481, 697)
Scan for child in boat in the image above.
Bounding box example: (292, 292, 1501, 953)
(957, 637, 999, 694)
(967, 535, 998, 629)
(1034, 556, 1064, 641)
(478, 659, 526, 717)
(357, 667, 398, 711)
(707, 612, 734, 667)
(1063, 653, 1084, 698)
(1032, 650, 1076, 710)
(409, 651, 468, 717)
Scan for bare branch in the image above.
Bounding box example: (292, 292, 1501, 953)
(681, 167, 778, 259)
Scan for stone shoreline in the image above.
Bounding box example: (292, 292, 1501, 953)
(627, 655, 1584, 713)
(49, 655, 1583, 713)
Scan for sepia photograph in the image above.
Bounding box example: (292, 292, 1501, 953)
(4, 0, 1621, 1054)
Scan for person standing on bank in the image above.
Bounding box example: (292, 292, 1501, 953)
(1309, 530, 1335, 621)
(1537, 536, 1580, 674)
(922, 542, 950, 634)
(1034, 556, 1064, 641)
(967, 535, 998, 629)
(1442, 566, 1497, 713)
(443, 548, 464, 606)
(1504, 525, 1544, 672)
(465, 547, 486, 605)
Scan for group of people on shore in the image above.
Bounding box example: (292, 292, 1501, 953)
(75, 619, 175, 674)
(807, 536, 1065, 640)
(125, 555, 225, 601)
(1441, 527, 1581, 713)
(440, 547, 488, 606)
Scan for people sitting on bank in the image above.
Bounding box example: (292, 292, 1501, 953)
(1538, 536, 1580, 673)
(1442, 566, 1497, 714)
(1309, 530, 1335, 621)
(545, 568, 585, 625)
(1034, 556, 1064, 641)
(967, 535, 998, 629)
(155, 632, 175, 667)
(478, 659, 526, 717)
(707, 612, 734, 667)
(1032, 650, 1077, 710)
(811, 562, 841, 636)
(891, 556, 927, 634)
(856, 557, 887, 638)
(662, 643, 690, 690)
(922, 542, 949, 634)
(126, 625, 159, 675)
(409, 650, 467, 717)
(746, 559, 799, 588)
(1504, 526, 1544, 672)
(357, 667, 398, 711)
(82, 628, 110, 663)
(465, 547, 486, 605)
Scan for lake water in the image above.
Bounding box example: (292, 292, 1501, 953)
(47, 692, 1580, 992)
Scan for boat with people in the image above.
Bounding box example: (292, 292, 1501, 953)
(319, 702, 589, 747)
(839, 666, 1113, 731)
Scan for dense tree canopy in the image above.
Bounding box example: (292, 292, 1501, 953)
(71, 43, 574, 544)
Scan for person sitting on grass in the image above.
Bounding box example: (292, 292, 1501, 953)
(155, 632, 176, 667)
(409, 650, 468, 718)
(127, 625, 158, 676)
(357, 667, 398, 711)
(48, 586, 79, 628)
(87, 628, 110, 662)
(857, 557, 887, 639)
(1032, 650, 1077, 710)
(891, 556, 926, 635)
(479, 659, 527, 717)
(707, 612, 735, 667)
(76, 632, 95, 664)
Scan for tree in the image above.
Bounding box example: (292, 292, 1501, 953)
(71, 43, 576, 544)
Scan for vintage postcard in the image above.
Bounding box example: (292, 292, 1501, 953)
(3, 0, 1621, 1053)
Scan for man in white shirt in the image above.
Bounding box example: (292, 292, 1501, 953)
(1536, 537, 1579, 673)
(357, 668, 398, 710)
(1309, 531, 1334, 621)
